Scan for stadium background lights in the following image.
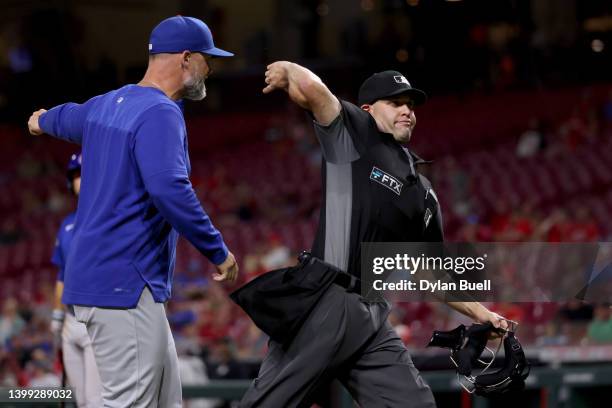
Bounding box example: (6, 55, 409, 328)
(396, 48, 410, 62)
(591, 39, 605, 53)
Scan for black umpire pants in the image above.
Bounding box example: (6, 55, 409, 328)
(239, 283, 436, 408)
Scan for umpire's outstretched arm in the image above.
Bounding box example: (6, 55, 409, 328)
(263, 61, 341, 126)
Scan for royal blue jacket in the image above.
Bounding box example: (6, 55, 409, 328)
(40, 85, 228, 307)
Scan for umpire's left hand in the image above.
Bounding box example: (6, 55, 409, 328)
(476, 310, 512, 339)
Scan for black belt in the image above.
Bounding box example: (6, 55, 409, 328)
(298, 251, 361, 294)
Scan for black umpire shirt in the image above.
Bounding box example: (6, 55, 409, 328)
(311, 100, 443, 277)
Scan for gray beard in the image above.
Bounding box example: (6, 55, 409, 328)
(183, 76, 207, 101)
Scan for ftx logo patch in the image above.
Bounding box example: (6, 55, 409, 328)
(370, 166, 403, 195)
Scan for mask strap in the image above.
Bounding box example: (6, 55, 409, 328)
(476, 337, 504, 375)
(457, 374, 476, 394)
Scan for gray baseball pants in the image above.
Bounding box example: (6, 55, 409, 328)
(240, 284, 436, 408)
(62, 312, 103, 408)
(74, 287, 181, 408)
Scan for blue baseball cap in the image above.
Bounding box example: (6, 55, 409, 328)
(149, 16, 234, 57)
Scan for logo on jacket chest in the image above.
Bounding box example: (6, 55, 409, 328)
(370, 166, 403, 195)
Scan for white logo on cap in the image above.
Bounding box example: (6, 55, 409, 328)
(148, 43, 153, 50)
(394, 75, 409, 85)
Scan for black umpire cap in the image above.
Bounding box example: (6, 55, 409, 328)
(358, 71, 427, 106)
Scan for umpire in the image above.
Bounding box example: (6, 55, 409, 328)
(232, 62, 509, 407)
(27, 16, 238, 407)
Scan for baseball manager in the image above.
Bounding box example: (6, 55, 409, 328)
(28, 16, 238, 407)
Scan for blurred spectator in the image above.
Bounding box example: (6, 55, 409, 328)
(177, 329, 217, 408)
(234, 183, 257, 221)
(455, 217, 480, 241)
(489, 199, 512, 239)
(232, 320, 267, 361)
(0, 345, 20, 386)
(0, 219, 24, 245)
(197, 284, 234, 347)
(45, 188, 67, 213)
(587, 303, 612, 343)
(0, 298, 25, 345)
(260, 234, 291, 270)
(559, 107, 590, 151)
(558, 300, 594, 322)
(492, 203, 537, 241)
(506, 205, 536, 241)
(207, 337, 247, 380)
(24, 349, 60, 387)
(242, 244, 267, 282)
(560, 320, 590, 346)
(536, 208, 601, 242)
(566, 208, 600, 242)
(536, 320, 568, 347)
(516, 118, 547, 158)
(535, 208, 570, 242)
